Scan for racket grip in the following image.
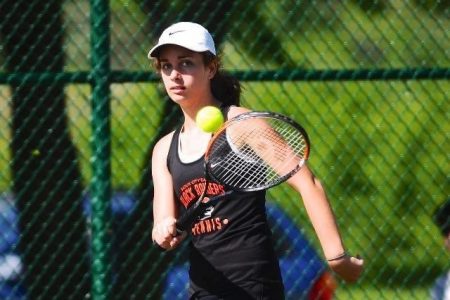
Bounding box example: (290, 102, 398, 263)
(176, 191, 233, 233)
(175, 201, 208, 234)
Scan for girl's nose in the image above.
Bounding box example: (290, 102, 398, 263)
(170, 69, 182, 80)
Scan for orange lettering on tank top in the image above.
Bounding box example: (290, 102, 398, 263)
(179, 177, 228, 235)
(191, 217, 226, 236)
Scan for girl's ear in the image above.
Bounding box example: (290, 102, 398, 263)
(207, 60, 218, 79)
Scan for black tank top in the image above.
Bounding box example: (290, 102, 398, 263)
(166, 108, 284, 297)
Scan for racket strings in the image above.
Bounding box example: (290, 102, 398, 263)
(208, 117, 308, 189)
(210, 139, 260, 186)
(222, 157, 265, 187)
(209, 135, 264, 187)
(249, 121, 306, 174)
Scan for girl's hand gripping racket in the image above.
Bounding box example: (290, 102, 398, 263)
(175, 111, 310, 234)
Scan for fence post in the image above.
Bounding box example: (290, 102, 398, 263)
(90, 0, 112, 299)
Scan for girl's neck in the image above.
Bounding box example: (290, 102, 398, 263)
(178, 123, 211, 163)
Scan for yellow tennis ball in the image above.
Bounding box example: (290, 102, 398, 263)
(196, 106, 224, 133)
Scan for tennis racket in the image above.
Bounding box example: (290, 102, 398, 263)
(175, 111, 310, 234)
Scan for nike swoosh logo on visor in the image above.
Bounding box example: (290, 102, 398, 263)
(169, 30, 185, 36)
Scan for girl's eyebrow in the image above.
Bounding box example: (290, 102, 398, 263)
(159, 55, 193, 62)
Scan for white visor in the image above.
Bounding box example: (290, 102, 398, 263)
(148, 22, 216, 58)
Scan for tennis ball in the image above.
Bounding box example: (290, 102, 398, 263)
(196, 106, 224, 133)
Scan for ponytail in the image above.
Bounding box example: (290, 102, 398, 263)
(204, 52, 241, 106)
(211, 71, 241, 106)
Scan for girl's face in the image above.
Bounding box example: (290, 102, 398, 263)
(158, 45, 216, 104)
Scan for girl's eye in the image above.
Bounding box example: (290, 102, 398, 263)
(161, 63, 171, 71)
(180, 60, 193, 68)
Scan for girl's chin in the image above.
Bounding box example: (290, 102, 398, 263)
(169, 92, 187, 100)
(170, 96, 190, 104)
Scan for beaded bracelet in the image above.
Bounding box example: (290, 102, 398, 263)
(327, 252, 348, 262)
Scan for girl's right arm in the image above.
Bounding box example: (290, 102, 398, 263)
(287, 165, 364, 282)
(151, 134, 185, 250)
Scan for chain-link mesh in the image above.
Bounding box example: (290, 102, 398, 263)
(0, 0, 448, 299)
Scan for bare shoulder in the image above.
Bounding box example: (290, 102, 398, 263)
(152, 131, 176, 161)
(227, 106, 252, 120)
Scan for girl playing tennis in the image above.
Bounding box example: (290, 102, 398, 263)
(149, 21, 364, 299)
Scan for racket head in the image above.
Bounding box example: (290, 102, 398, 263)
(205, 111, 310, 192)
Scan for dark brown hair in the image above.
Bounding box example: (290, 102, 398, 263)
(203, 52, 241, 106)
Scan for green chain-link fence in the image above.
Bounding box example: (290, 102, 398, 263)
(0, 0, 448, 299)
